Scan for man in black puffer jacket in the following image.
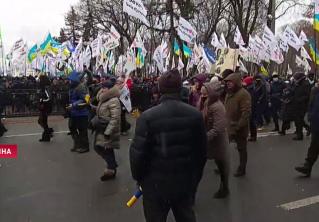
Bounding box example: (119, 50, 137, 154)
(130, 69, 207, 222)
(290, 70, 311, 140)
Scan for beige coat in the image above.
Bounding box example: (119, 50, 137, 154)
(94, 86, 121, 149)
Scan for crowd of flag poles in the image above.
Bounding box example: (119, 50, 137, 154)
(1, 0, 319, 78)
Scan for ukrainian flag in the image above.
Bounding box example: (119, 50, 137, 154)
(315, 1, 319, 32)
(183, 43, 192, 58)
(27, 44, 38, 63)
(40, 34, 53, 55)
(174, 39, 180, 56)
(136, 48, 144, 67)
(309, 39, 319, 65)
(314, 14, 319, 32)
(40, 33, 61, 56)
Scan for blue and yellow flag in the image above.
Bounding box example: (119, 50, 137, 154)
(174, 39, 180, 56)
(27, 44, 38, 63)
(314, 1, 319, 32)
(40, 33, 61, 56)
(136, 48, 144, 67)
(309, 39, 319, 65)
(182, 43, 192, 58)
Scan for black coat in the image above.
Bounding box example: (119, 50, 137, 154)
(270, 80, 285, 108)
(130, 94, 207, 198)
(309, 87, 319, 133)
(291, 79, 311, 117)
(38, 87, 52, 114)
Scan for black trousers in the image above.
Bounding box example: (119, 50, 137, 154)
(121, 109, 131, 133)
(249, 116, 257, 139)
(69, 116, 89, 149)
(38, 111, 49, 130)
(143, 194, 196, 222)
(235, 136, 248, 170)
(94, 145, 118, 169)
(270, 105, 280, 129)
(215, 159, 229, 189)
(306, 133, 319, 166)
(294, 114, 305, 138)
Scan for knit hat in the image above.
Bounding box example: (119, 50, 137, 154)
(102, 77, 116, 89)
(293, 68, 305, 81)
(242, 76, 254, 86)
(158, 69, 182, 94)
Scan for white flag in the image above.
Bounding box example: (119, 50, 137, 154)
(178, 57, 184, 71)
(193, 43, 202, 65)
(91, 36, 102, 58)
(83, 46, 92, 67)
(130, 31, 144, 49)
(120, 85, 132, 112)
(211, 32, 220, 48)
(104, 33, 120, 52)
(238, 59, 248, 73)
(299, 31, 308, 45)
(301, 47, 312, 61)
(74, 38, 83, 57)
(161, 41, 169, 58)
(262, 26, 276, 47)
(177, 17, 197, 44)
(219, 33, 227, 49)
(234, 26, 245, 46)
(282, 26, 302, 51)
(270, 44, 284, 64)
(123, 0, 149, 26)
(110, 26, 121, 40)
(153, 45, 164, 73)
(296, 55, 305, 67)
(278, 38, 289, 52)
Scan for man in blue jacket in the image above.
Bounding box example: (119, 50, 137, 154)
(295, 81, 319, 177)
(67, 71, 90, 153)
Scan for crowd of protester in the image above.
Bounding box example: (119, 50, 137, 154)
(1, 66, 319, 222)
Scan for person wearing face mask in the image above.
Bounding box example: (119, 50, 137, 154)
(224, 73, 251, 177)
(67, 71, 90, 153)
(307, 73, 315, 88)
(269, 73, 285, 132)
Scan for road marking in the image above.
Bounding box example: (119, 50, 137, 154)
(278, 195, 319, 211)
(3, 131, 69, 138)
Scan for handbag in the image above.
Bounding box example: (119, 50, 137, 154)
(90, 115, 109, 131)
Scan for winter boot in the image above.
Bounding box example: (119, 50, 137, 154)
(100, 169, 116, 181)
(214, 184, 229, 199)
(234, 167, 246, 177)
(39, 130, 51, 142)
(295, 162, 312, 177)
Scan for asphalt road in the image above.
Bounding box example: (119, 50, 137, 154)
(0, 116, 319, 222)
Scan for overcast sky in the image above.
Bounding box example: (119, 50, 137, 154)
(0, 0, 309, 54)
(0, 0, 78, 52)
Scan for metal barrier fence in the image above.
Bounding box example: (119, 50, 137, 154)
(1, 84, 154, 117)
(1, 89, 69, 117)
